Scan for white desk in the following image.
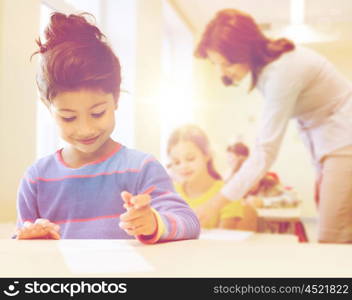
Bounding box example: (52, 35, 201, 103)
(0, 232, 351, 278)
(257, 208, 301, 221)
(256, 208, 308, 242)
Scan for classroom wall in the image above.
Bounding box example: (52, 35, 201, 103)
(192, 38, 352, 218)
(0, 2, 3, 140)
(103, 0, 136, 150)
(0, 0, 40, 222)
(133, 0, 163, 157)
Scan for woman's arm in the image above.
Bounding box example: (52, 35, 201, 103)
(198, 60, 305, 226)
(222, 60, 303, 201)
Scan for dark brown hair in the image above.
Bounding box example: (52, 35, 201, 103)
(33, 12, 121, 103)
(249, 172, 280, 195)
(195, 9, 295, 90)
(167, 124, 222, 180)
(227, 142, 249, 157)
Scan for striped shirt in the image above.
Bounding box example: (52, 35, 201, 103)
(16, 144, 200, 242)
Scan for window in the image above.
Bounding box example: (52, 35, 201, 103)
(159, 1, 194, 164)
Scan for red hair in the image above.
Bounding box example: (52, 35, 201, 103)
(249, 172, 280, 195)
(227, 142, 249, 157)
(32, 12, 121, 103)
(195, 9, 295, 90)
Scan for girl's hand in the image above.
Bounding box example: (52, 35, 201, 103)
(194, 202, 219, 227)
(16, 218, 61, 240)
(196, 194, 232, 227)
(119, 191, 157, 237)
(246, 195, 263, 208)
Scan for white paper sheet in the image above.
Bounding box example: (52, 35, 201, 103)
(199, 229, 253, 241)
(58, 240, 154, 274)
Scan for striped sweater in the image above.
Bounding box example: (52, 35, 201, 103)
(16, 144, 200, 242)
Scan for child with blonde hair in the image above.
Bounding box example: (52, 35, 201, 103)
(167, 125, 257, 230)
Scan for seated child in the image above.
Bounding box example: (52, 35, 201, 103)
(224, 142, 250, 182)
(15, 12, 200, 243)
(246, 172, 305, 241)
(225, 141, 300, 209)
(167, 124, 256, 231)
(246, 172, 300, 209)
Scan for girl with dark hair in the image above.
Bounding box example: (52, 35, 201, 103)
(15, 12, 200, 242)
(195, 9, 352, 243)
(224, 142, 250, 182)
(167, 124, 257, 230)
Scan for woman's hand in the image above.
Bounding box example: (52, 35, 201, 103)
(16, 218, 61, 240)
(119, 191, 157, 237)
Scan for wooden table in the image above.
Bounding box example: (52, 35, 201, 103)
(256, 208, 309, 242)
(0, 232, 351, 277)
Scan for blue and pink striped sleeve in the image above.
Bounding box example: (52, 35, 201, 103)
(16, 166, 39, 228)
(133, 157, 200, 243)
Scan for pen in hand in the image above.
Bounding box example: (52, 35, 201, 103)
(142, 185, 156, 196)
(123, 185, 156, 210)
(119, 186, 158, 237)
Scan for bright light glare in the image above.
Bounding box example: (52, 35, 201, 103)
(290, 0, 305, 25)
(158, 76, 194, 165)
(280, 23, 335, 44)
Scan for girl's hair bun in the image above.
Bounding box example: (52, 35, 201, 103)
(37, 12, 103, 53)
(34, 12, 121, 102)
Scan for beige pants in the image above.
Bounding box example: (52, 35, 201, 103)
(318, 146, 352, 243)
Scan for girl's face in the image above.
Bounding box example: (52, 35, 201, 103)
(51, 89, 117, 155)
(207, 50, 249, 86)
(169, 141, 209, 184)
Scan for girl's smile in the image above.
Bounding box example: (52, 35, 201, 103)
(169, 140, 210, 184)
(77, 135, 100, 145)
(51, 89, 118, 167)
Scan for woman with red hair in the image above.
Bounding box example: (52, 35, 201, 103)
(194, 9, 352, 243)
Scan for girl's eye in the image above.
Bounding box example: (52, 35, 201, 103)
(92, 111, 106, 118)
(61, 116, 76, 122)
(186, 157, 195, 162)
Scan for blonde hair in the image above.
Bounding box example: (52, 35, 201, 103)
(167, 124, 222, 180)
